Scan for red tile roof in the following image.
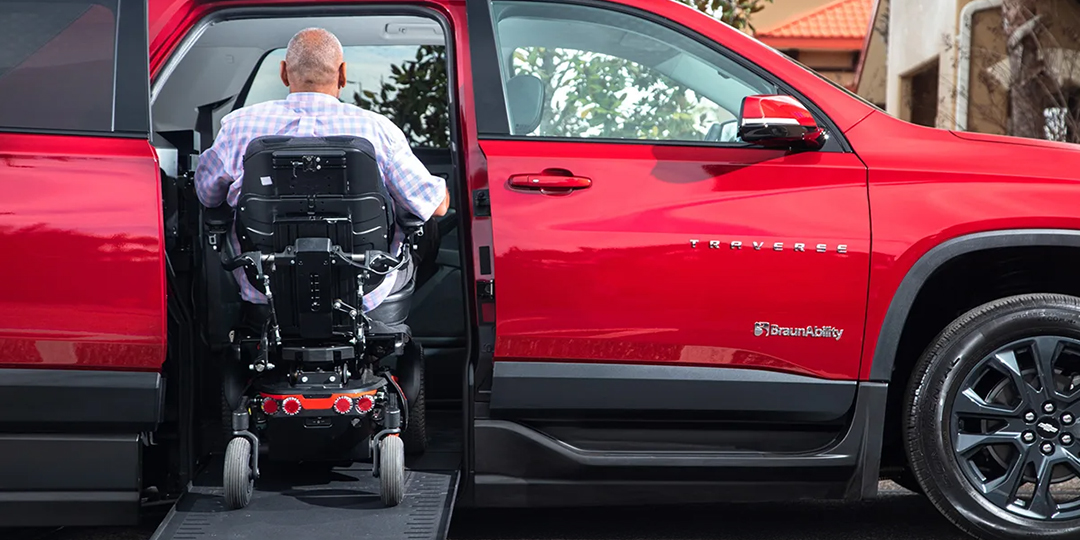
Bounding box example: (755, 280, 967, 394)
(757, 0, 873, 40)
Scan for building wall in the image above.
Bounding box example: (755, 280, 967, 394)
(886, 0, 960, 123)
(856, 0, 888, 108)
(887, 0, 1080, 133)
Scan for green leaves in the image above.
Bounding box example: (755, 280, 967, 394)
(353, 45, 450, 148)
(679, 0, 773, 32)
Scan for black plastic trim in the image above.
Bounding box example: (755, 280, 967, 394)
(0, 368, 161, 431)
(466, 0, 511, 134)
(471, 381, 888, 507)
(0, 491, 139, 527)
(113, 0, 151, 135)
(0, 434, 141, 491)
(0, 434, 142, 527)
(467, 0, 851, 153)
(490, 361, 856, 422)
(869, 229, 1080, 381)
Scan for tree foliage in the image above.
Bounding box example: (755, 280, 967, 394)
(353, 45, 450, 148)
(1000, 0, 1080, 143)
(355, 1, 771, 144)
(683, 0, 773, 33)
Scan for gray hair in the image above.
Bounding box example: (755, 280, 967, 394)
(284, 28, 344, 87)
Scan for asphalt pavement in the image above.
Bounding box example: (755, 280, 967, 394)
(2, 482, 970, 540)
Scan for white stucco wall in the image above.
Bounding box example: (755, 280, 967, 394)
(886, 0, 961, 119)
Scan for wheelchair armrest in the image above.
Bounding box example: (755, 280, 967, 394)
(394, 203, 427, 231)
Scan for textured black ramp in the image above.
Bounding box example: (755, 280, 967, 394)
(151, 463, 458, 540)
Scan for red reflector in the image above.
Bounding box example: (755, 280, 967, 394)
(356, 395, 374, 413)
(282, 397, 302, 415)
(333, 396, 353, 414)
(261, 398, 279, 415)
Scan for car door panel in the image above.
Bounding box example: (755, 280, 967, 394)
(0, 134, 165, 370)
(482, 139, 869, 381)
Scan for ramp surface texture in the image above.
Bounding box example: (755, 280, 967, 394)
(151, 460, 457, 540)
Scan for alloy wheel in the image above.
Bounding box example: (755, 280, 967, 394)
(951, 336, 1080, 521)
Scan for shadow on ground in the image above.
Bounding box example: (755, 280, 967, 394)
(447, 483, 968, 540)
(3, 483, 967, 540)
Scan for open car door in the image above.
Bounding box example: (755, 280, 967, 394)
(0, 0, 164, 527)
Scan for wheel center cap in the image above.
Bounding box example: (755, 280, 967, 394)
(1037, 417, 1062, 439)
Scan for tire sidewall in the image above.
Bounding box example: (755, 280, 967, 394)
(910, 297, 1080, 538)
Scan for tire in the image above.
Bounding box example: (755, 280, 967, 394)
(379, 435, 405, 507)
(904, 293, 1080, 540)
(401, 348, 428, 456)
(224, 437, 254, 510)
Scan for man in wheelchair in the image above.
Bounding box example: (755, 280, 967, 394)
(193, 28, 449, 510)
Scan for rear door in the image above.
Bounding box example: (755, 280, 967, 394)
(468, 0, 870, 423)
(0, 1, 163, 521)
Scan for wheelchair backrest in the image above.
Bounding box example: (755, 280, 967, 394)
(235, 135, 396, 340)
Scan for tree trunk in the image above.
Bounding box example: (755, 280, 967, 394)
(1002, 0, 1047, 139)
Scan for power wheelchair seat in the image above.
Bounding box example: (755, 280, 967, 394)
(203, 135, 427, 510)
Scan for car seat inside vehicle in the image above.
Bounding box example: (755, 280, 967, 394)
(150, 12, 467, 468)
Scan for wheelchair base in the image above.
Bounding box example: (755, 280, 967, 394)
(223, 364, 407, 509)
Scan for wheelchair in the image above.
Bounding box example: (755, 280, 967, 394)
(202, 135, 428, 510)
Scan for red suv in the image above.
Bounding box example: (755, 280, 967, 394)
(2, 1, 1080, 539)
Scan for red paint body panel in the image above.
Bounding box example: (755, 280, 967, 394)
(850, 111, 1080, 380)
(0, 134, 165, 371)
(480, 139, 870, 380)
(17, 0, 1079, 387)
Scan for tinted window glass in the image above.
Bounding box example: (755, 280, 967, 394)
(242, 44, 450, 149)
(490, 1, 777, 143)
(0, 0, 118, 132)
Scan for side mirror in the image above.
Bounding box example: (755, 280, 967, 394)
(737, 95, 826, 150)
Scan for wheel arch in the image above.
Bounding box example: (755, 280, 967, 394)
(870, 228, 1080, 382)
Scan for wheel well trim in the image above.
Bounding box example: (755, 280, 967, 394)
(869, 228, 1080, 382)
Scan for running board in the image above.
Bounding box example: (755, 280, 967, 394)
(150, 460, 458, 540)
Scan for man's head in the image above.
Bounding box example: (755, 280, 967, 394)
(280, 28, 346, 97)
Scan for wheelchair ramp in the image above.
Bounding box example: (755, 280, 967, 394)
(150, 461, 458, 540)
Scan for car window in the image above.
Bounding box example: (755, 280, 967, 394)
(0, 0, 118, 132)
(242, 44, 450, 149)
(489, 0, 777, 143)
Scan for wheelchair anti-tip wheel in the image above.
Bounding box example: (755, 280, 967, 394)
(379, 435, 405, 507)
(224, 436, 254, 509)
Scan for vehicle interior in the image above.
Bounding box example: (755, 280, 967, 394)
(150, 11, 468, 491)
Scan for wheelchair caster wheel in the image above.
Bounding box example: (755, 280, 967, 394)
(379, 435, 404, 507)
(224, 437, 254, 509)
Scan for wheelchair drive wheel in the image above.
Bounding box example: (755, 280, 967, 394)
(379, 435, 405, 507)
(224, 436, 255, 509)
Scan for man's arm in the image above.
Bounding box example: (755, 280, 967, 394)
(378, 120, 450, 222)
(193, 124, 236, 208)
(434, 185, 450, 217)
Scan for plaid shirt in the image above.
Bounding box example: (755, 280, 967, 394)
(194, 92, 446, 312)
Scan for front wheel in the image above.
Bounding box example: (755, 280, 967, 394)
(905, 294, 1080, 540)
(223, 437, 254, 510)
(379, 435, 405, 507)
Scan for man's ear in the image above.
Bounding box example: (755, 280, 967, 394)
(338, 62, 347, 89)
(280, 61, 290, 87)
